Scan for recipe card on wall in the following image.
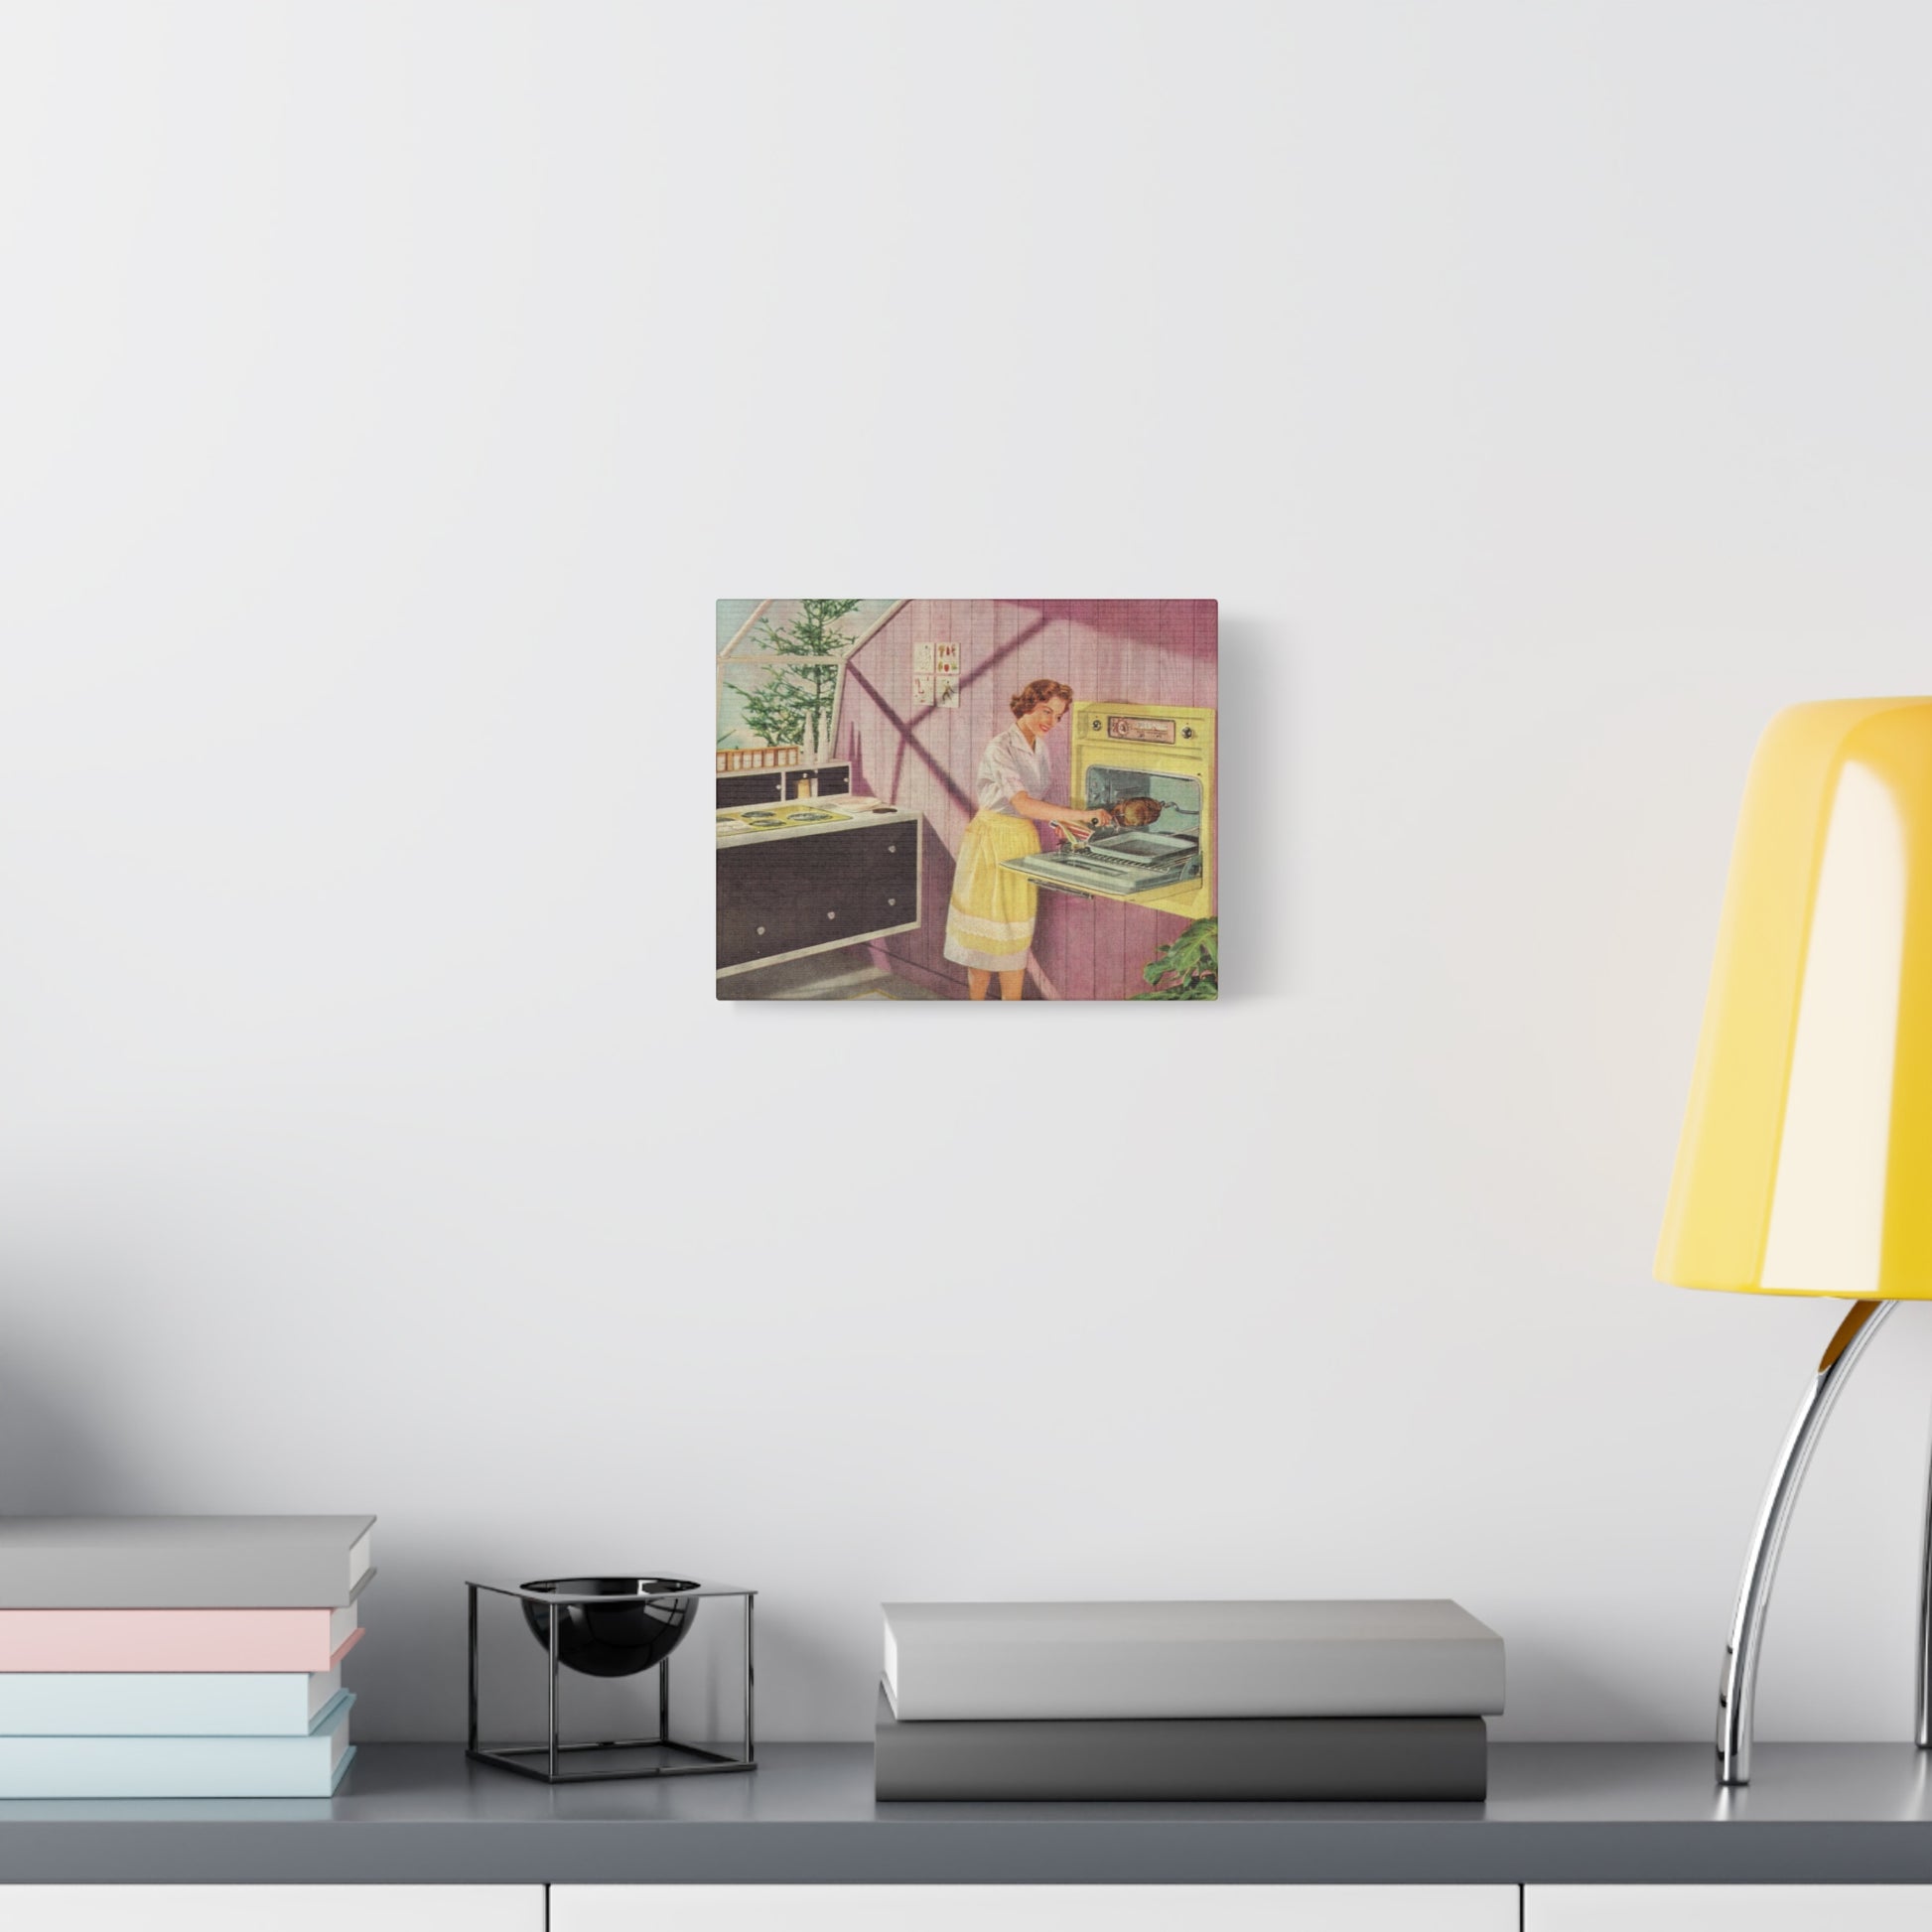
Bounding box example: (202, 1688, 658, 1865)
(716, 599, 1217, 1002)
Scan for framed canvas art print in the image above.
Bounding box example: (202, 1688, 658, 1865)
(716, 600, 1218, 1002)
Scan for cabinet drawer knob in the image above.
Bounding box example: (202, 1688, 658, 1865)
(888, 844, 897, 853)
(756, 925, 765, 936)
(888, 897, 896, 906)
(826, 910, 837, 920)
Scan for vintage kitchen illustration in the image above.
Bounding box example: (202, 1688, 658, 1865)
(716, 599, 1218, 1001)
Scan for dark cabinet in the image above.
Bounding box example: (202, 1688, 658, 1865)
(792, 824, 915, 936)
(717, 841, 807, 970)
(717, 763, 851, 810)
(843, 824, 917, 929)
(717, 820, 920, 975)
(782, 762, 852, 801)
(717, 771, 785, 809)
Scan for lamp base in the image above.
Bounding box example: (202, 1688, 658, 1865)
(1716, 1299, 1900, 1784)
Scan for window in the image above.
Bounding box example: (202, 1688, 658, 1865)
(716, 600, 899, 762)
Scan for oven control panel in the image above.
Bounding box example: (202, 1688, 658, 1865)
(1097, 713, 1177, 745)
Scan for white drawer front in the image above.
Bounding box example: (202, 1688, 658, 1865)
(553, 1885, 1517, 1931)
(1528, 1885, 1932, 1931)
(0, 1886, 544, 1931)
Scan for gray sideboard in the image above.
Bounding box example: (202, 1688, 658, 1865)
(2, 1743, 1932, 1885)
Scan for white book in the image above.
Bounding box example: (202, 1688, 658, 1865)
(881, 1599, 1506, 1721)
(0, 1516, 374, 1609)
(0, 1665, 342, 1735)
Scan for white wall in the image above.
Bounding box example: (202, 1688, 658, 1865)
(4, 0, 1932, 1744)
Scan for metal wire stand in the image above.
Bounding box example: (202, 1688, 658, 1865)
(466, 1579, 756, 1784)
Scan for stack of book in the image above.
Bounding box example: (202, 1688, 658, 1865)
(875, 1599, 1504, 1801)
(0, 1515, 374, 1797)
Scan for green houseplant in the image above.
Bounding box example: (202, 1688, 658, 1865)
(1135, 916, 1218, 1000)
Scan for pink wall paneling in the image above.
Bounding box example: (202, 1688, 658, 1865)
(834, 600, 1216, 1001)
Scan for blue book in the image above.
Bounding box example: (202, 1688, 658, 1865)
(0, 1691, 353, 1797)
(0, 1666, 344, 1735)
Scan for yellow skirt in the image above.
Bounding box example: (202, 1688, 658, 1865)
(944, 811, 1040, 971)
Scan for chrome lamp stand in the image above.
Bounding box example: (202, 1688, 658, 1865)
(1717, 1299, 1929, 1783)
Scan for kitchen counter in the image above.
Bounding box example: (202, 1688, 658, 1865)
(715, 797, 917, 846)
(716, 801, 922, 976)
(5, 1743, 1932, 1884)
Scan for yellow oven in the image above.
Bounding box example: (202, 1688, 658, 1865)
(1001, 701, 1215, 919)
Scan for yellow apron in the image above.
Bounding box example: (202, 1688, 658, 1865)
(943, 811, 1040, 971)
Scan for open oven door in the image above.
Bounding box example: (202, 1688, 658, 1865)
(1000, 831, 1204, 911)
(998, 711, 1214, 919)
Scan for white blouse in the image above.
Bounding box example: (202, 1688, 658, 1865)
(975, 723, 1054, 815)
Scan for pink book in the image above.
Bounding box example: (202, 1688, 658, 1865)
(0, 1603, 361, 1673)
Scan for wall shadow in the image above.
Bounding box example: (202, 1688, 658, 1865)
(841, 660, 976, 822)
(998, 599, 1207, 656)
(0, 1327, 136, 1511)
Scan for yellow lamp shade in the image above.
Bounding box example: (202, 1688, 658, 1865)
(1658, 698, 1932, 1300)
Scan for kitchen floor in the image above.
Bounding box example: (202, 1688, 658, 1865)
(717, 947, 943, 1001)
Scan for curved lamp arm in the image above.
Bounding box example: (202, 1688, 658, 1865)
(1718, 1298, 1895, 1785)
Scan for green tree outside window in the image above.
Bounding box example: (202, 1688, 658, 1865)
(737, 599, 863, 760)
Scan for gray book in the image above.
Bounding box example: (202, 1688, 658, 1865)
(874, 1688, 1486, 1801)
(882, 1599, 1505, 1721)
(0, 1516, 376, 1608)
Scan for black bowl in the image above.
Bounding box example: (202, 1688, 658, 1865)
(519, 1577, 700, 1679)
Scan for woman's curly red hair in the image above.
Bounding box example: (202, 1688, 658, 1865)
(1010, 678, 1073, 720)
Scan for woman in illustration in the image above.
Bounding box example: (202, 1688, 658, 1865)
(943, 678, 1112, 1000)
